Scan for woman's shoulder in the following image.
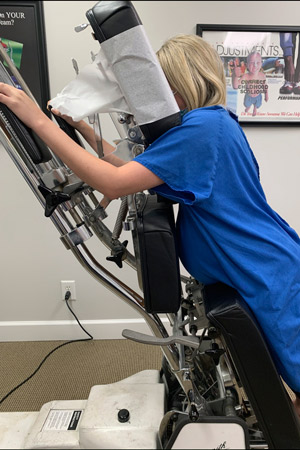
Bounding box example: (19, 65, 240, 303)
(181, 106, 243, 148)
(147, 106, 237, 149)
(182, 105, 233, 127)
(184, 105, 227, 119)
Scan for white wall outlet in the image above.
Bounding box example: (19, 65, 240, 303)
(61, 280, 76, 300)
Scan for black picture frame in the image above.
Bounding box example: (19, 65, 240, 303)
(197, 24, 300, 126)
(0, 1, 50, 115)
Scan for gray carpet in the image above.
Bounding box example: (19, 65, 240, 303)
(0, 339, 162, 412)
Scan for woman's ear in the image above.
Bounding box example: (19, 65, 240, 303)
(174, 91, 187, 110)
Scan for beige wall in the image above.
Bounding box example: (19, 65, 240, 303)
(1, 1, 299, 340)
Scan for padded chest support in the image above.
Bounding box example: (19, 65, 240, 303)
(136, 194, 181, 314)
(203, 282, 300, 449)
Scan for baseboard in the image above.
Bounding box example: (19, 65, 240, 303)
(0, 318, 172, 342)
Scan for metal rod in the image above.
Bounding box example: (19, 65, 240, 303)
(70, 243, 182, 370)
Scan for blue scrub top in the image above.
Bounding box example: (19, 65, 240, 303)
(134, 105, 300, 393)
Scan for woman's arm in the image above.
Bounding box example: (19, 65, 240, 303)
(0, 83, 162, 199)
(232, 65, 243, 90)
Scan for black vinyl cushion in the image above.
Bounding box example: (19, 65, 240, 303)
(86, 1, 142, 44)
(136, 194, 181, 313)
(0, 102, 52, 163)
(203, 282, 300, 449)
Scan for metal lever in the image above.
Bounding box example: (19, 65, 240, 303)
(74, 23, 90, 33)
(72, 58, 79, 76)
(122, 329, 200, 349)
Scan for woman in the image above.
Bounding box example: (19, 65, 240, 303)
(0, 34, 299, 415)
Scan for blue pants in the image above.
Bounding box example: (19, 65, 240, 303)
(280, 32, 296, 57)
(244, 93, 262, 109)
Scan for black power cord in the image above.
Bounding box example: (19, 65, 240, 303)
(0, 290, 93, 407)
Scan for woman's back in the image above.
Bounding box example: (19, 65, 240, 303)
(134, 105, 300, 393)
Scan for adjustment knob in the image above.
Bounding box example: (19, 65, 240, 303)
(38, 185, 71, 217)
(118, 408, 130, 423)
(106, 240, 128, 268)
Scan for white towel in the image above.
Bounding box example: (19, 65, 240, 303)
(50, 48, 131, 121)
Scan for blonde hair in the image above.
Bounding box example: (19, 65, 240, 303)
(157, 34, 226, 111)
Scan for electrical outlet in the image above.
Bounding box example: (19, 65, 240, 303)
(61, 280, 76, 300)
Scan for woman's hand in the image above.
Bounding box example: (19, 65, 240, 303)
(0, 83, 46, 130)
(293, 396, 300, 418)
(48, 103, 83, 130)
(48, 104, 116, 157)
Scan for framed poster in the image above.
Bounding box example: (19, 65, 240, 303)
(0, 1, 50, 115)
(197, 24, 300, 125)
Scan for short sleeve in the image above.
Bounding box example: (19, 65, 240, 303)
(134, 108, 222, 205)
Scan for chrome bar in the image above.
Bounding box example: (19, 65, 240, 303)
(69, 243, 183, 372)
